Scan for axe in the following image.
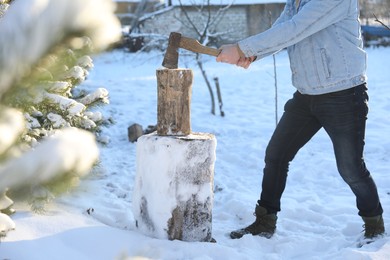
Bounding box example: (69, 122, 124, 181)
(162, 32, 220, 69)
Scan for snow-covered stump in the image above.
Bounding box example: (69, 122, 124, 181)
(132, 68, 216, 242)
(133, 133, 216, 241)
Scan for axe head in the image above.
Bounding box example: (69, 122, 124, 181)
(162, 32, 182, 69)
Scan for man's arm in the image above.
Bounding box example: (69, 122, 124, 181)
(239, 0, 353, 58)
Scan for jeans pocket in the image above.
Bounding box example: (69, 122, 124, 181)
(320, 49, 331, 79)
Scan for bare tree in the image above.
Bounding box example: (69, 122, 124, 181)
(177, 0, 231, 115)
(266, 11, 279, 126)
(374, 14, 390, 30)
(359, 0, 390, 25)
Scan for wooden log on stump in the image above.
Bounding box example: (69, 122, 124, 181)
(156, 69, 193, 136)
(132, 68, 216, 242)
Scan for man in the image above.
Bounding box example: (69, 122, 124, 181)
(216, 0, 385, 241)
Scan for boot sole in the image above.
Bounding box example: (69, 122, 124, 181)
(230, 229, 274, 239)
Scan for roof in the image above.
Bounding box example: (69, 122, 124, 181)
(113, 0, 285, 4)
(170, 0, 285, 4)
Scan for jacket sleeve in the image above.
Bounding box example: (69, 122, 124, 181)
(239, 0, 353, 58)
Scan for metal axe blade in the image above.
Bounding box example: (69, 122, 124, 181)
(162, 32, 181, 69)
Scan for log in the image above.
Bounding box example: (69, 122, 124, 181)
(128, 123, 143, 142)
(156, 69, 193, 136)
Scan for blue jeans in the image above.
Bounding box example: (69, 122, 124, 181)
(259, 84, 383, 217)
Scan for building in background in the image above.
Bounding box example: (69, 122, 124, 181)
(114, 0, 285, 46)
(113, 0, 390, 50)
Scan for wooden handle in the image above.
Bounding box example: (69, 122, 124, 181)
(179, 37, 220, 57)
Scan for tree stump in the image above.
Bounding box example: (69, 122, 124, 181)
(156, 69, 193, 136)
(132, 132, 216, 242)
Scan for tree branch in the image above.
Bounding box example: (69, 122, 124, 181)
(373, 13, 390, 30)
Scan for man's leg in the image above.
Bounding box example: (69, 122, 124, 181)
(258, 91, 322, 214)
(231, 91, 322, 239)
(315, 84, 384, 239)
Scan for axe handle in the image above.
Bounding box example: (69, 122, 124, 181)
(179, 37, 220, 57)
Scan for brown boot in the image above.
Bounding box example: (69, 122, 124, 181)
(230, 205, 277, 239)
(362, 215, 385, 239)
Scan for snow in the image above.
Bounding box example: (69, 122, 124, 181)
(0, 128, 99, 192)
(47, 113, 68, 128)
(0, 213, 14, 237)
(1, 47, 390, 259)
(78, 88, 110, 106)
(0, 108, 25, 153)
(42, 92, 86, 116)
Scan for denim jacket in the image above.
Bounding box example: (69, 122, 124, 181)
(238, 0, 366, 95)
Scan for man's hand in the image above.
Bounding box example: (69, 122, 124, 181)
(216, 44, 255, 69)
(216, 44, 241, 65)
(236, 57, 255, 69)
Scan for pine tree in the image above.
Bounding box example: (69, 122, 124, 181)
(4, 38, 111, 146)
(0, 0, 121, 237)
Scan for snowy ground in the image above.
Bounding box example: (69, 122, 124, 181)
(1, 47, 390, 260)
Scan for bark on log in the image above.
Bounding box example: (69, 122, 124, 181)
(156, 69, 193, 136)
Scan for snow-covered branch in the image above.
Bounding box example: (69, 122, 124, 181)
(0, 0, 121, 97)
(0, 128, 99, 192)
(0, 107, 25, 156)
